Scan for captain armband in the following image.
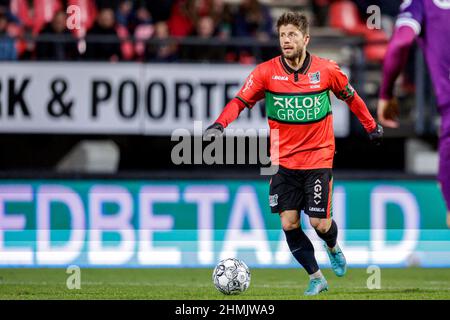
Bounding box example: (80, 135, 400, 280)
(337, 84, 355, 100)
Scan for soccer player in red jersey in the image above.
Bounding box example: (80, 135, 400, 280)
(204, 12, 383, 295)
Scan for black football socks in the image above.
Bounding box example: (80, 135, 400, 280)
(315, 219, 338, 249)
(284, 227, 320, 275)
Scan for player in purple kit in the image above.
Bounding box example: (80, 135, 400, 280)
(377, 0, 450, 227)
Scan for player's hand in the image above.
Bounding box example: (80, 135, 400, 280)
(368, 123, 384, 146)
(447, 211, 450, 228)
(377, 98, 399, 128)
(203, 122, 224, 140)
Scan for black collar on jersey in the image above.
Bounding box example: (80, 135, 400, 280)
(280, 51, 312, 75)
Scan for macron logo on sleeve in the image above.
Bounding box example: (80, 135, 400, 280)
(243, 74, 254, 93)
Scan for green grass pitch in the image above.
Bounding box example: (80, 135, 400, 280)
(1, 268, 450, 300)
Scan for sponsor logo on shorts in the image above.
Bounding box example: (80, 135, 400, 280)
(309, 207, 325, 213)
(269, 194, 278, 207)
(314, 179, 322, 205)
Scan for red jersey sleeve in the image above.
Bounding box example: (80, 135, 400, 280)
(214, 64, 266, 128)
(215, 98, 246, 128)
(235, 64, 266, 108)
(328, 60, 355, 101)
(328, 60, 376, 132)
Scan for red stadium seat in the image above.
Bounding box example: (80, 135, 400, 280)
(67, 0, 98, 38)
(239, 51, 256, 65)
(364, 29, 388, 62)
(224, 52, 237, 63)
(167, 0, 195, 37)
(329, 0, 388, 62)
(10, 0, 63, 34)
(328, 0, 367, 35)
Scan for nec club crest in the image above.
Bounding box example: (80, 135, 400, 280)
(308, 71, 321, 84)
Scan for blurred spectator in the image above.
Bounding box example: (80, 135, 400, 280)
(196, 0, 231, 39)
(10, 0, 63, 34)
(0, 12, 16, 60)
(219, 3, 234, 40)
(85, 8, 121, 61)
(223, 0, 273, 64)
(116, 0, 134, 30)
(0, 1, 20, 24)
(134, 4, 152, 26)
(197, 0, 224, 21)
(167, 0, 197, 37)
(232, 0, 273, 41)
(133, 4, 154, 60)
(146, 21, 177, 62)
(0, 0, 307, 63)
(179, 15, 224, 62)
(36, 10, 78, 60)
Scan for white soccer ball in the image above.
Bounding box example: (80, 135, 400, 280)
(212, 258, 251, 295)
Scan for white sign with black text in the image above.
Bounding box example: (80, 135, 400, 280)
(0, 63, 350, 137)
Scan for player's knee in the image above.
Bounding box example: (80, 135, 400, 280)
(281, 220, 300, 231)
(280, 216, 300, 231)
(315, 225, 329, 234)
(279, 211, 300, 231)
(309, 218, 320, 229)
(311, 219, 331, 234)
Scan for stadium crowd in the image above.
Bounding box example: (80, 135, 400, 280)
(0, 0, 401, 62)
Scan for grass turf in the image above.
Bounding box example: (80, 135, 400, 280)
(0, 268, 449, 300)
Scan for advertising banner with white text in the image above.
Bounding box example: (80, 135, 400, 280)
(0, 179, 448, 268)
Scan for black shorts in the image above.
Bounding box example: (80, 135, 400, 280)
(269, 166, 333, 218)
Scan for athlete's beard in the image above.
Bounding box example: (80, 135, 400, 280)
(282, 46, 304, 62)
